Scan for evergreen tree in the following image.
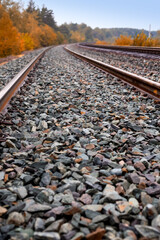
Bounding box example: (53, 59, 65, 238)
(38, 5, 57, 30)
(59, 24, 71, 42)
(26, 0, 36, 13)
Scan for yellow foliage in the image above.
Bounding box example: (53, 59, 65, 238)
(114, 35, 133, 46)
(70, 31, 85, 42)
(0, 5, 23, 57)
(30, 26, 43, 48)
(21, 33, 34, 50)
(6, 4, 22, 31)
(95, 40, 110, 45)
(56, 31, 65, 44)
(157, 30, 160, 42)
(18, 12, 57, 48)
(153, 38, 160, 47)
(0, 4, 59, 57)
(23, 12, 40, 33)
(133, 32, 160, 47)
(114, 32, 160, 47)
(39, 25, 57, 46)
(145, 38, 156, 47)
(133, 32, 147, 46)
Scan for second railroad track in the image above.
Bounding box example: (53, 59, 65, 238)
(64, 46, 160, 100)
(79, 43, 160, 56)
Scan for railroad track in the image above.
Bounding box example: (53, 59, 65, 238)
(79, 43, 160, 56)
(0, 45, 160, 240)
(0, 47, 51, 113)
(64, 46, 160, 100)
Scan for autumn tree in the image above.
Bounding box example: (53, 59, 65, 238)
(114, 31, 160, 47)
(156, 31, 160, 46)
(39, 25, 57, 46)
(114, 34, 133, 46)
(0, 0, 20, 10)
(144, 37, 159, 47)
(23, 12, 43, 48)
(0, 5, 23, 57)
(19, 10, 57, 48)
(70, 31, 85, 42)
(132, 31, 147, 46)
(0, 0, 22, 30)
(21, 33, 34, 50)
(56, 31, 65, 44)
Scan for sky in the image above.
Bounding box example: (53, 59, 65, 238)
(23, 0, 160, 31)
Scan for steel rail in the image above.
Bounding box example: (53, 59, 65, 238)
(0, 47, 51, 113)
(79, 43, 160, 56)
(64, 46, 160, 100)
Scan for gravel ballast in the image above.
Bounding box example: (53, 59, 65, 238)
(0, 45, 160, 240)
(69, 44, 160, 83)
(0, 48, 45, 91)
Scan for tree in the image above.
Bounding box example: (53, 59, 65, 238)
(93, 28, 106, 41)
(0, 5, 23, 57)
(114, 35, 133, 46)
(69, 23, 78, 31)
(38, 5, 57, 30)
(39, 25, 57, 46)
(70, 31, 85, 43)
(114, 31, 160, 47)
(133, 32, 147, 46)
(0, 0, 22, 30)
(83, 26, 94, 42)
(56, 31, 65, 44)
(21, 33, 34, 50)
(0, 0, 20, 10)
(26, 0, 36, 13)
(23, 12, 43, 48)
(59, 24, 71, 42)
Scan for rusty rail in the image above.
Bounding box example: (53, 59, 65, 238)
(79, 43, 160, 56)
(64, 46, 160, 100)
(0, 47, 51, 113)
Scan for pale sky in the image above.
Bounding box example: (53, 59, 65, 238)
(23, 0, 160, 31)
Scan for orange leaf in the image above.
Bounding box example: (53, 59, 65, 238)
(75, 158, 82, 163)
(4, 174, 8, 183)
(80, 111, 86, 115)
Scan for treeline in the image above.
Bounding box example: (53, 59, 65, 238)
(0, 0, 160, 57)
(52, 23, 160, 46)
